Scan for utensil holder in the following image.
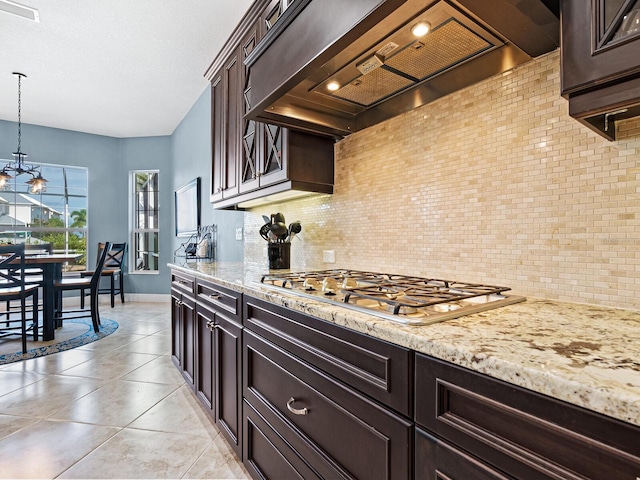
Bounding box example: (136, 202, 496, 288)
(268, 242, 291, 269)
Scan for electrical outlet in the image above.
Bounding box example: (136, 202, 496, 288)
(323, 250, 336, 263)
(235, 227, 243, 240)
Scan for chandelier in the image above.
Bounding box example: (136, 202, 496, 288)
(0, 72, 48, 193)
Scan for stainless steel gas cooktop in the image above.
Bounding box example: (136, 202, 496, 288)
(260, 269, 525, 325)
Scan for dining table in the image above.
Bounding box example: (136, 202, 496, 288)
(22, 253, 83, 340)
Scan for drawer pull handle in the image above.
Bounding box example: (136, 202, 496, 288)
(286, 397, 308, 415)
(208, 293, 221, 300)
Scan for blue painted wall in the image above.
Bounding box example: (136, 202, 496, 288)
(0, 85, 245, 295)
(170, 87, 245, 264)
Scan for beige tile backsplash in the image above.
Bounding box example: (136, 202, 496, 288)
(244, 50, 640, 311)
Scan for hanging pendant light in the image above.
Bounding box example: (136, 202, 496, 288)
(0, 72, 48, 193)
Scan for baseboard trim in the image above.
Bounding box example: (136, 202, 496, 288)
(126, 293, 171, 303)
(62, 293, 171, 307)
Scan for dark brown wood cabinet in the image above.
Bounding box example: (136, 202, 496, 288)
(415, 428, 511, 480)
(414, 353, 640, 480)
(170, 271, 640, 480)
(205, 0, 335, 210)
(170, 271, 196, 387)
(194, 279, 243, 457)
(209, 49, 242, 202)
(242, 295, 413, 480)
(170, 271, 244, 457)
(195, 303, 215, 411)
(561, 0, 640, 139)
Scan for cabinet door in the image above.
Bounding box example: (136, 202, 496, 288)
(415, 353, 640, 480)
(415, 428, 511, 480)
(257, 123, 288, 187)
(222, 50, 241, 199)
(562, 0, 640, 93)
(214, 314, 243, 457)
(239, 23, 262, 195)
(171, 290, 182, 367)
(195, 305, 215, 415)
(243, 400, 321, 480)
(180, 295, 196, 387)
(210, 72, 225, 202)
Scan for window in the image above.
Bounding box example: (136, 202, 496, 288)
(130, 171, 159, 273)
(0, 160, 88, 270)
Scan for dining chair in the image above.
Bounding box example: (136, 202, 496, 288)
(80, 242, 126, 308)
(0, 244, 40, 354)
(53, 242, 111, 333)
(5, 242, 52, 315)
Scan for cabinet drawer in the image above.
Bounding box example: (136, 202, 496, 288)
(244, 400, 321, 480)
(244, 330, 412, 480)
(244, 295, 412, 416)
(171, 271, 195, 297)
(415, 427, 511, 480)
(415, 354, 640, 480)
(196, 279, 241, 322)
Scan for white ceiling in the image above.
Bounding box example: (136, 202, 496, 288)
(0, 0, 254, 138)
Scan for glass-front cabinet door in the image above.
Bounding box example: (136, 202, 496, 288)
(596, 0, 640, 49)
(260, 123, 287, 186)
(562, 0, 640, 94)
(239, 23, 261, 194)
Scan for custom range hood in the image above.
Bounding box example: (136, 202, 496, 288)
(245, 0, 559, 137)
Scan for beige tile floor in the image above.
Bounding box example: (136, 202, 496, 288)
(0, 302, 250, 479)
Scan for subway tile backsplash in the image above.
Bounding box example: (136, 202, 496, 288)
(245, 50, 640, 311)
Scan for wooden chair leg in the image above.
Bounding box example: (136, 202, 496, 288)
(110, 275, 115, 308)
(54, 291, 63, 328)
(119, 273, 124, 304)
(80, 288, 85, 309)
(20, 297, 27, 354)
(90, 291, 100, 333)
(32, 289, 39, 342)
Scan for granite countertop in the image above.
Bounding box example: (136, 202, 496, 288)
(169, 261, 640, 427)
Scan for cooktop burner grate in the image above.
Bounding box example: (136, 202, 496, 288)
(260, 269, 525, 325)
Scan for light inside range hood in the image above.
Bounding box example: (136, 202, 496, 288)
(314, 3, 500, 108)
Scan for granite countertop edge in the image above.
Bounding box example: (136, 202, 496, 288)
(169, 262, 640, 427)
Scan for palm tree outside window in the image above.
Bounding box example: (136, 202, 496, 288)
(0, 160, 88, 270)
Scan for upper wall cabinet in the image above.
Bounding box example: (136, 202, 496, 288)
(206, 0, 334, 210)
(561, 0, 640, 140)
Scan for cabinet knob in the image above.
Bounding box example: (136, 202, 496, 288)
(286, 397, 308, 415)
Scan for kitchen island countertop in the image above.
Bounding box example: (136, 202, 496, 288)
(170, 261, 640, 427)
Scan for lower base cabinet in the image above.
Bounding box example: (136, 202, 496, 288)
(214, 313, 243, 454)
(191, 276, 244, 457)
(244, 400, 323, 480)
(415, 428, 510, 480)
(171, 270, 640, 480)
(170, 271, 196, 387)
(243, 329, 412, 480)
(414, 353, 640, 480)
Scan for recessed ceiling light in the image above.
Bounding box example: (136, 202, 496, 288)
(411, 21, 430, 37)
(327, 81, 340, 92)
(0, 0, 40, 22)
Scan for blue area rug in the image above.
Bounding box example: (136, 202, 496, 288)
(0, 317, 118, 365)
